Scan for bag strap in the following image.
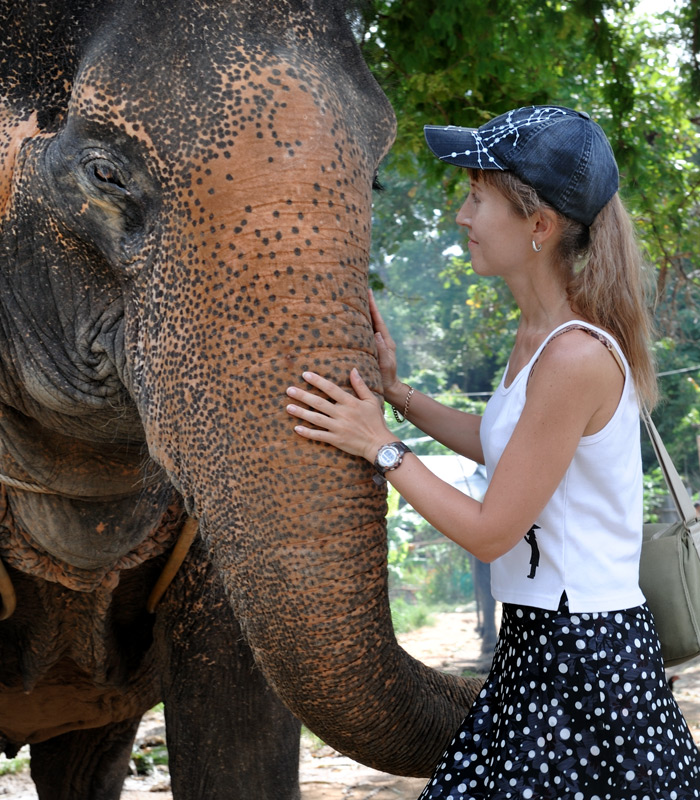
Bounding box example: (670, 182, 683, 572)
(642, 407, 700, 554)
(528, 323, 626, 385)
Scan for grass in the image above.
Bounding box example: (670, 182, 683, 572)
(390, 596, 435, 634)
(0, 754, 29, 776)
(132, 744, 169, 775)
(300, 726, 327, 752)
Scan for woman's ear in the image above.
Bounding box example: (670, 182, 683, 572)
(531, 208, 560, 248)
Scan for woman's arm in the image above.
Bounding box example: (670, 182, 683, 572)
(286, 330, 623, 562)
(387, 385, 484, 465)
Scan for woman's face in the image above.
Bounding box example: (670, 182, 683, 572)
(456, 178, 534, 278)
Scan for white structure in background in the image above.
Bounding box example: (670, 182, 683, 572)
(417, 454, 488, 502)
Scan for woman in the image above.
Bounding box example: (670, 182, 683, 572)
(286, 105, 700, 798)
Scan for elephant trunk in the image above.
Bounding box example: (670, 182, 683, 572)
(129, 55, 481, 774)
(155, 338, 481, 775)
(224, 495, 482, 775)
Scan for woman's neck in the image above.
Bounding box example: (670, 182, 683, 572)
(503, 278, 581, 385)
(507, 268, 576, 335)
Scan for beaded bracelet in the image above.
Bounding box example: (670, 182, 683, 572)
(391, 385, 414, 424)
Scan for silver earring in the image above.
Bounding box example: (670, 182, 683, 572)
(532, 240, 542, 253)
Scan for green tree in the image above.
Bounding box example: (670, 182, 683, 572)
(360, 0, 700, 299)
(362, 0, 700, 495)
(652, 280, 700, 492)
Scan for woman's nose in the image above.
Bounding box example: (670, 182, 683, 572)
(456, 197, 471, 227)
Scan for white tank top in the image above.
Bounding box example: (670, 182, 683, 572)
(482, 320, 645, 613)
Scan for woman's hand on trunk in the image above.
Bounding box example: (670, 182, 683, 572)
(368, 290, 404, 405)
(286, 369, 394, 463)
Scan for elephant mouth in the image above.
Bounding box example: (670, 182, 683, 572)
(0, 459, 165, 501)
(0, 507, 195, 621)
(0, 485, 184, 586)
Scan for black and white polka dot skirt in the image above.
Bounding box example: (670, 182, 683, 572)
(418, 595, 700, 799)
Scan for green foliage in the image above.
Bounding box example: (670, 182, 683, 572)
(643, 465, 677, 521)
(382, 391, 486, 452)
(371, 218, 510, 396)
(301, 726, 327, 751)
(675, 0, 700, 99)
(386, 481, 475, 610)
(651, 279, 700, 491)
(131, 744, 169, 775)
(0, 755, 29, 776)
(131, 750, 155, 776)
(390, 595, 435, 633)
(362, 0, 700, 302)
(359, 0, 673, 175)
(150, 746, 169, 766)
(362, 0, 700, 503)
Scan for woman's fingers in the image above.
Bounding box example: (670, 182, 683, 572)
(289, 419, 336, 443)
(285, 396, 340, 443)
(286, 368, 392, 460)
(299, 371, 353, 403)
(368, 291, 389, 337)
(369, 292, 395, 347)
(375, 330, 392, 359)
(285, 372, 352, 415)
(286, 402, 334, 430)
(368, 292, 397, 366)
(348, 367, 376, 401)
(286, 384, 335, 415)
(286, 370, 376, 414)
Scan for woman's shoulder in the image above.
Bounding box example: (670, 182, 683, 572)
(545, 320, 621, 353)
(533, 325, 625, 386)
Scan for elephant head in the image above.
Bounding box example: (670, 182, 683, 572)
(0, 0, 480, 774)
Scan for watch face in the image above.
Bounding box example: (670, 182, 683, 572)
(377, 444, 400, 468)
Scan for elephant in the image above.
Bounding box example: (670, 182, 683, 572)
(0, 0, 482, 797)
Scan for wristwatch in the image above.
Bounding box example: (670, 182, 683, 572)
(373, 441, 412, 484)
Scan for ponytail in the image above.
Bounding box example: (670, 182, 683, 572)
(469, 169, 658, 408)
(566, 195, 658, 409)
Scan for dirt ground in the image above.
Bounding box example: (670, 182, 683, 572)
(1, 609, 699, 799)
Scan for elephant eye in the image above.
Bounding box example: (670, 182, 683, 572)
(85, 157, 128, 193)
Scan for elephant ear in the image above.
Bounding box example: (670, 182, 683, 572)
(0, 0, 113, 132)
(0, 0, 104, 209)
(0, 104, 40, 215)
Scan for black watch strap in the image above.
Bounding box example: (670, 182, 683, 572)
(373, 441, 412, 485)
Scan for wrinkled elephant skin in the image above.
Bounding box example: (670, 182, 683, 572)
(0, 1, 482, 797)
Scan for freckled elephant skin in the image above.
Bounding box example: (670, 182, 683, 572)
(0, 1, 482, 797)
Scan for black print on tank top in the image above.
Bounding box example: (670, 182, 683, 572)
(524, 524, 541, 579)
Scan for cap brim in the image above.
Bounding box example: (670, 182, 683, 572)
(424, 125, 507, 170)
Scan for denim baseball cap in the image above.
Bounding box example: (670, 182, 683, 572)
(424, 105, 619, 226)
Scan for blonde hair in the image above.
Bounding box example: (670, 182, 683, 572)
(469, 169, 658, 408)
